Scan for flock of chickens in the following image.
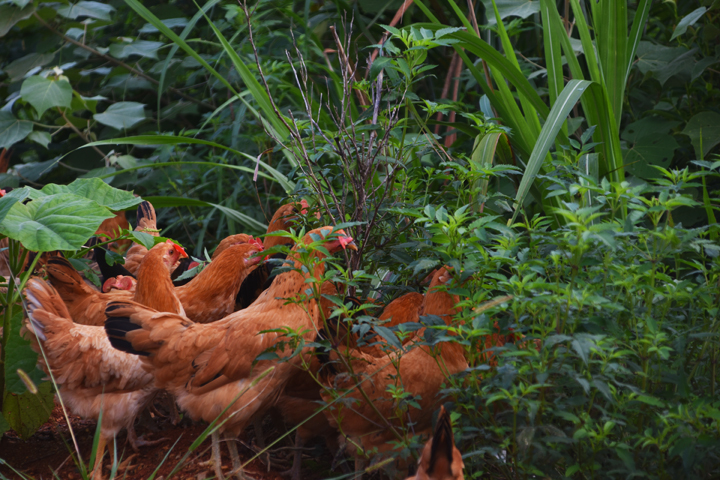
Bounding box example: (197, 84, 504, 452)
(16, 199, 471, 480)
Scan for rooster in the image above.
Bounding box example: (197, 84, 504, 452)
(321, 267, 467, 473)
(105, 228, 355, 480)
(405, 406, 464, 480)
(46, 240, 187, 326)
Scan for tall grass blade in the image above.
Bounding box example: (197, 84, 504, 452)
(511, 79, 591, 223)
(192, 0, 291, 142)
(78, 135, 294, 192)
(626, 0, 652, 86)
(597, 0, 627, 130)
(540, 0, 565, 107)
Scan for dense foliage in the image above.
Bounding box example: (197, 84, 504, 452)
(1, 0, 720, 479)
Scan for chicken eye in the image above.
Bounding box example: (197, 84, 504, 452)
(168, 249, 174, 255)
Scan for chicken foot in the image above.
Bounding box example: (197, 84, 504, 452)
(280, 430, 304, 480)
(126, 423, 166, 452)
(226, 434, 256, 480)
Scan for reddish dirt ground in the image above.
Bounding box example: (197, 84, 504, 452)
(0, 402, 340, 480)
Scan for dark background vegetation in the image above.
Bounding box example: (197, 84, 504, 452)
(1, 0, 720, 478)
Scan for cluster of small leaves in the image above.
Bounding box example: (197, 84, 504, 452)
(423, 164, 720, 479)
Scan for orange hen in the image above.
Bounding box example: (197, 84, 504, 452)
(321, 267, 467, 471)
(406, 406, 464, 480)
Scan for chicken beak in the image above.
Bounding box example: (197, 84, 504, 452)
(339, 236, 358, 251)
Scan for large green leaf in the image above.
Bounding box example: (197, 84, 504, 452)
(5, 53, 55, 82)
(511, 79, 591, 223)
(20, 76, 73, 117)
(682, 111, 720, 159)
(624, 135, 679, 180)
(0, 193, 114, 251)
(3, 311, 45, 394)
(480, 0, 540, 25)
(0, 111, 32, 149)
(2, 381, 54, 440)
(0, 4, 33, 37)
(28, 178, 143, 211)
(94, 102, 146, 130)
(0, 412, 9, 436)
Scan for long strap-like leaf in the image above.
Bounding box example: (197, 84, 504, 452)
(511, 80, 591, 224)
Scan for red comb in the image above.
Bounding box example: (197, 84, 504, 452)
(300, 199, 310, 215)
(0, 189, 5, 197)
(249, 237, 264, 250)
(167, 239, 188, 258)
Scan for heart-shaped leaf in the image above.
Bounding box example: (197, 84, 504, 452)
(56, 1, 114, 21)
(0, 193, 114, 251)
(2, 381, 54, 440)
(21, 76, 72, 117)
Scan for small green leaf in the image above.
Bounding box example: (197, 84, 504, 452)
(636, 395, 665, 408)
(0, 111, 32, 149)
(0, 193, 114, 251)
(109, 40, 163, 60)
(670, 7, 707, 41)
(27, 131, 51, 149)
(94, 102, 146, 130)
(2, 381, 54, 439)
(21, 76, 73, 117)
(56, 1, 115, 21)
(130, 231, 156, 250)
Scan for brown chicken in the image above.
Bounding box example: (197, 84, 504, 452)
(46, 240, 187, 326)
(405, 406, 464, 480)
(105, 228, 355, 480)
(24, 279, 156, 479)
(123, 201, 159, 274)
(175, 235, 264, 323)
(321, 267, 467, 473)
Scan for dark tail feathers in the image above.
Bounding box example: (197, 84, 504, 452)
(104, 303, 149, 356)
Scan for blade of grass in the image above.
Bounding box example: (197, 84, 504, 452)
(626, 0, 652, 86)
(511, 79, 592, 224)
(597, 0, 627, 130)
(143, 195, 268, 231)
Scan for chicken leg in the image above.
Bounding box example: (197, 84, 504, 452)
(281, 429, 304, 480)
(211, 430, 226, 480)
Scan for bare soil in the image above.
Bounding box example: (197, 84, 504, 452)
(0, 401, 339, 480)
